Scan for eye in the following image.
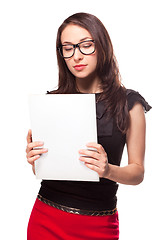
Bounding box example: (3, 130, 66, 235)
(63, 47, 73, 51)
(83, 44, 92, 48)
(62, 45, 73, 52)
(81, 41, 94, 49)
(82, 43, 92, 48)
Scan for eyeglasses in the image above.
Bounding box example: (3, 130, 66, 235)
(57, 40, 95, 59)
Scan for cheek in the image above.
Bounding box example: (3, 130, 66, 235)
(65, 59, 74, 73)
(87, 54, 97, 70)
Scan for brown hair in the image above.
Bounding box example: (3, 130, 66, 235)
(47, 12, 130, 134)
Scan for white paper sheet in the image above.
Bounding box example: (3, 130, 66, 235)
(28, 93, 99, 181)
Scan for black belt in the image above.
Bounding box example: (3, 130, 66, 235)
(37, 194, 117, 216)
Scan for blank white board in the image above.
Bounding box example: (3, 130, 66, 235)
(28, 93, 99, 181)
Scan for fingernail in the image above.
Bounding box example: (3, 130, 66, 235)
(43, 148, 48, 152)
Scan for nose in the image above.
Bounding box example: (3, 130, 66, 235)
(73, 47, 83, 61)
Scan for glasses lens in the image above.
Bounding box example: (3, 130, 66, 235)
(61, 45, 74, 58)
(79, 41, 95, 55)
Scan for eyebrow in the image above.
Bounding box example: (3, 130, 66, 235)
(62, 37, 92, 45)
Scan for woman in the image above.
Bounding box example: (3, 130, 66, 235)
(26, 12, 152, 240)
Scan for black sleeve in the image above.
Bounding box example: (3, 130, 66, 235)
(126, 89, 152, 113)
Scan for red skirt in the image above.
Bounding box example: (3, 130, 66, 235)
(27, 198, 119, 240)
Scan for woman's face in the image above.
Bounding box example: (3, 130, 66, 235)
(61, 24, 98, 80)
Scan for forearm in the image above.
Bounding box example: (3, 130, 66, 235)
(105, 163, 144, 185)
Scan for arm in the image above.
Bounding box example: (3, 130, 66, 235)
(105, 102, 146, 185)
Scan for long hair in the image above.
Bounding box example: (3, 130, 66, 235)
(47, 12, 130, 134)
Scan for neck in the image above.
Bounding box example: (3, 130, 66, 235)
(75, 72, 103, 94)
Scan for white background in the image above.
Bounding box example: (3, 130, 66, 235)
(0, 0, 159, 239)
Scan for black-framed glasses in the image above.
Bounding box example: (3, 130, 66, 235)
(57, 40, 95, 59)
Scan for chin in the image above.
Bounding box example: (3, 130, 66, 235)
(73, 71, 93, 79)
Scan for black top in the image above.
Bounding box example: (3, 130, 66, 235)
(38, 89, 152, 211)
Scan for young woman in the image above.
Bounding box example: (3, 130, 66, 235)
(26, 12, 152, 240)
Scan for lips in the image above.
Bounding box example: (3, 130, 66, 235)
(73, 64, 87, 71)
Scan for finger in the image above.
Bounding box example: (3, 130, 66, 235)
(32, 163, 36, 175)
(84, 162, 100, 174)
(27, 155, 40, 165)
(79, 156, 100, 168)
(27, 129, 32, 144)
(27, 141, 44, 153)
(86, 142, 106, 154)
(79, 149, 100, 160)
(27, 148, 48, 158)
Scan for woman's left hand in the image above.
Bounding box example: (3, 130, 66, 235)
(78, 142, 109, 178)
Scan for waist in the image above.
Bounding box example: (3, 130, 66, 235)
(37, 194, 117, 216)
(39, 180, 118, 211)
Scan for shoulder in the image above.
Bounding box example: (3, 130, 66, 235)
(126, 88, 152, 113)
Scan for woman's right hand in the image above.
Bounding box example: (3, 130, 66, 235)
(26, 129, 48, 175)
